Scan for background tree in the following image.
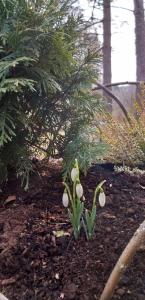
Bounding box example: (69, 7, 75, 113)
(89, 0, 112, 85)
(133, 0, 145, 81)
(103, 0, 112, 85)
(102, 0, 112, 111)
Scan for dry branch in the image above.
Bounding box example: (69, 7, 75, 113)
(93, 81, 142, 90)
(99, 220, 145, 300)
(95, 82, 131, 123)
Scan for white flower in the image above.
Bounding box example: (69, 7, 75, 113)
(62, 192, 69, 207)
(99, 191, 106, 207)
(71, 167, 78, 182)
(76, 183, 83, 198)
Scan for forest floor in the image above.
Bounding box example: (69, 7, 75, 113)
(0, 160, 145, 300)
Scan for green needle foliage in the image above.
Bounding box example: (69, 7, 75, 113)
(0, 0, 101, 187)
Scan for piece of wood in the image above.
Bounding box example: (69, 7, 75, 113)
(0, 293, 9, 300)
(99, 220, 145, 300)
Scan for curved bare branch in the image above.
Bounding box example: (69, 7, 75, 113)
(94, 82, 131, 124)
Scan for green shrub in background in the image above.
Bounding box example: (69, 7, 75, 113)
(63, 126, 107, 176)
(0, 0, 103, 188)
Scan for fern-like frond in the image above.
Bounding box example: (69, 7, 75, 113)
(31, 67, 62, 94)
(0, 78, 36, 94)
(0, 111, 16, 146)
(0, 56, 35, 79)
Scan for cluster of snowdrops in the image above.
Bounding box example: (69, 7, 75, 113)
(62, 159, 106, 240)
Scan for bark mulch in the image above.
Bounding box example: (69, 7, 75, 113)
(0, 160, 145, 300)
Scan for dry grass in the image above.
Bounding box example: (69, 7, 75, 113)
(98, 87, 145, 165)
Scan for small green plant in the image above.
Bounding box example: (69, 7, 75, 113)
(83, 180, 106, 240)
(62, 159, 106, 240)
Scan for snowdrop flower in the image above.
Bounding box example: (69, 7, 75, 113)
(99, 191, 106, 207)
(62, 192, 69, 207)
(71, 167, 78, 182)
(76, 183, 83, 198)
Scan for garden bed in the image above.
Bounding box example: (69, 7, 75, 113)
(0, 160, 145, 300)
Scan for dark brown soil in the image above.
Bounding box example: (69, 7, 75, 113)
(0, 160, 145, 300)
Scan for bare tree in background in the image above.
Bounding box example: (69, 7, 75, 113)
(134, 0, 145, 81)
(89, 0, 112, 85)
(103, 0, 112, 85)
(103, 0, 112, 111)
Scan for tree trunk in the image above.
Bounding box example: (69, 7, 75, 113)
(134, 0, 145, 81)
(103, 0, 112, 110)
(103, 0, 111, 84)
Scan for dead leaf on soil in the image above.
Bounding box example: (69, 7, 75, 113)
(5, 195, 16, 204)
(101, 212, 116, 219)
(63, 282, 77, 300)
(0, 276, 17, 286)
(53, 230, 70, 238)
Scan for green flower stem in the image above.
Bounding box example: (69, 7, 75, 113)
(73, 179, 76, 201)
(73, 177, 80, 204)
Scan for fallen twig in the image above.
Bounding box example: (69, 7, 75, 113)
(99, 220, 145, 300)
(0, 293, 9, 300)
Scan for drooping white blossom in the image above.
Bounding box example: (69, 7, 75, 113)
(71, 167, 78, 182)
(62, 192, 69, 207)
(99, 191, 106, 207)
(76, 183, 83, 198)
(82, 196, 86, 201)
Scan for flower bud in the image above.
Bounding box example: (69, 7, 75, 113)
(71, 167, 78, 182)
(62, 192, 69, 207)
(76, 183, 83, 198)
(99, 191, 106, 207)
